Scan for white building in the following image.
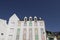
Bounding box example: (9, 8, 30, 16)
(0, 19, 7, 40)
(0, 13, 53, 40)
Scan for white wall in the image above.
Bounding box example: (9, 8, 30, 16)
(0, 19, 7, 40)
(0, 14, 47, 40)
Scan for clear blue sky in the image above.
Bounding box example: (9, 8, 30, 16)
(0, 0, 60, 32)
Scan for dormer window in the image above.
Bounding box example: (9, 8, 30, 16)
(29, 16, 32, 26)
(24, 16, 27, 26)
(29, 16, 32, 22)
(34, 16, 37, 26)
(34, 16, 37, 22)
(24, 16, 27, 23)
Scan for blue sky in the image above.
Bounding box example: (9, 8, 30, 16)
(0, 0, 60, 32)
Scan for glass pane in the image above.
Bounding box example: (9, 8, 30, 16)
(29, 22, 32, 26)
(35, 28, 39, 40)
(16, 28, 20, 40)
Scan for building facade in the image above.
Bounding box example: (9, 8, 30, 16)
(0, 14, 46, 40)
(0, 13, 58, 40)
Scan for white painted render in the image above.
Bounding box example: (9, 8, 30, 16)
(0, 13, 52, 40)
